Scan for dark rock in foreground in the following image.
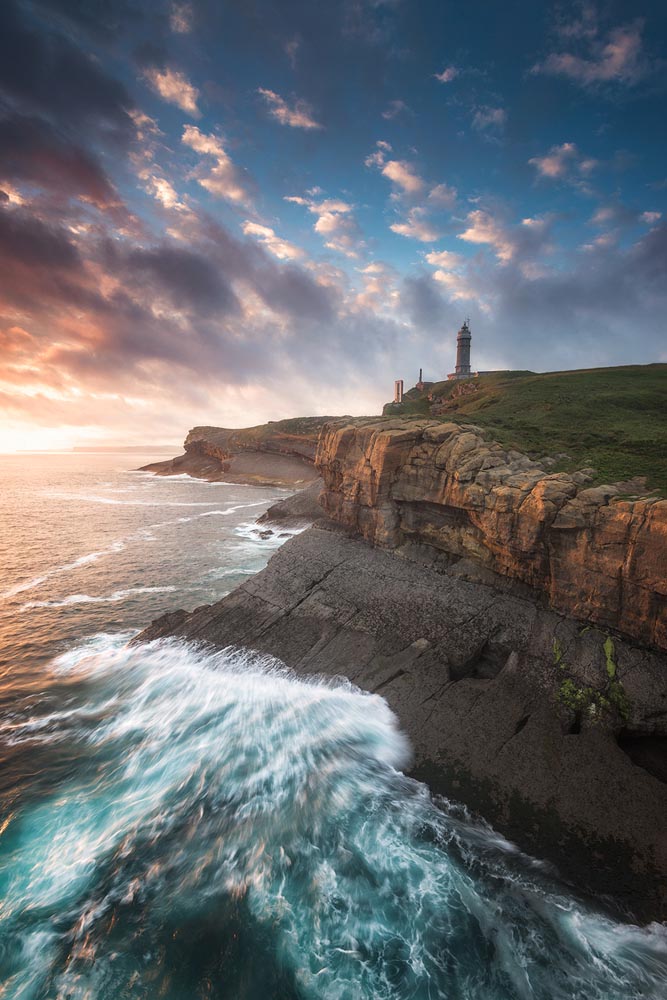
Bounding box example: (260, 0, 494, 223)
(138, 521, 667, 924)
(256, 479, 323, 528)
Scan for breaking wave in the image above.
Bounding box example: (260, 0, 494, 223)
(1, 636, 665, 999)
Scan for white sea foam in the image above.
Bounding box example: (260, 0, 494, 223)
(48, 493, 225, 507)
(1, 500, 279, 603)
(21, 586, 177, 610)
(1, 541, 128, 600)
(1, 635, 666, 1000)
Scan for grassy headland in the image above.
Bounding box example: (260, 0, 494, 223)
(383, 364, 667, 495)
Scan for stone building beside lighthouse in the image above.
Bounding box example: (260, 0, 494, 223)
(447, 319, 472, 380)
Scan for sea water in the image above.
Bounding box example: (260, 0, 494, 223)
(0, 452, 666, 999)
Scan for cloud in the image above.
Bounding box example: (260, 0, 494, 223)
(586, 202, 662, 238)
(458, 209, 552, 266)
(3, 0, 665, 446)
(0, 201, 81, 274)
(353, 260, 399, 313)
(413, 217, 667, 372)
(0, 113, 119, 209)
(284, 37, 300, 67)
(242, 221, 303, 260)
(555, 3, 598, 41)
(182, 126, 252, 204)
(285, 194, 362, 257)
(529, 142, 598, 184)
(169, 2, 194, 33)
(366, 141, 458, 244)
(423, 248, 472, 301)
(145, 175, 187, 211)
(382, 159, 425, 195)
(641, 211, 662, 226)
(471, 106, 506, 133)
(425, 249, 464, 268)
(580, 232, 617, 253)
(365, 144, 425, 196)
(0, 0, 134, 143)
(434, 66, 458, 83)
(0, 192, 343, 406)
(428, 183, 457, 208)
(390, 208, 440, 242)
(533, 18, 648, 87)
(144, 66, 200, 116)
(114, 242, 240, 317)
(458, 210, 513, 259)
(381, 99, 409, 120)
(257, 88, 322, 129)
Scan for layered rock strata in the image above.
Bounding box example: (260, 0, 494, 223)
(140, 418, 327, 486)
(316, 418, 667, 651)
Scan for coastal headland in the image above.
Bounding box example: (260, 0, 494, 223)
(139, 417, 331, 488)
(138, 365, 667, 922)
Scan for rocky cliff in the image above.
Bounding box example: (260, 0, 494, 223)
(317, 418, 667, 652)
(140, 417, 330, 486)
(137, 412, 667, 921)
(139, 520, 667, 922)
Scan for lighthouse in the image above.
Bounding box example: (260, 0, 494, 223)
(448, 319, 473, 380)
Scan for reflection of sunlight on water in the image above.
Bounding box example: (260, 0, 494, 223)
(0, 453, 292, 673)
(0, 636, 666, 1000)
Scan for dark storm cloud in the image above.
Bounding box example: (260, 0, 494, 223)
(195, 214, 336, 322)
(410, 221, 667, 371)
(401, 273, 460, 332)
(114, 243, 241, 316)
(252, 263, 335, 323)
(0, 201, 117, 319)
(190, 0, 400, 127)
(0, 202, 81, 272)
(0, 114, 119, 206)
(0, 0, 134, 144)
(526, 231, 666, 348)
(29, 0, 145, 42)
(0, 187, 342, 389)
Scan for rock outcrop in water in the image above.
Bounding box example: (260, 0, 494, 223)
(316, 418, 667, 652)
(139, 417, 330, 487)
(139, 415, 667, 922)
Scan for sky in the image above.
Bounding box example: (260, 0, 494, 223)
(1, 0, 666, 450)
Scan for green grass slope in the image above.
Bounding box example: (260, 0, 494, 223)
(385, 365, 667, 495)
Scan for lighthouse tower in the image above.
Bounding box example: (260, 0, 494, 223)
(448, 319, 473, 380)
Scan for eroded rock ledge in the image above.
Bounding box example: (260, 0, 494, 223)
(140, 418, 328, 486)
(317, 418, 667, 651)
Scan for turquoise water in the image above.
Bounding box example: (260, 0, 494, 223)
(0, 454, 666, 999)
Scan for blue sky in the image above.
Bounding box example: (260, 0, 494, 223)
(0, 0, 666, 447)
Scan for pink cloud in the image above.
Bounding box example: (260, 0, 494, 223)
(257, 89, 322, 129)
(534, 20, 648, 87)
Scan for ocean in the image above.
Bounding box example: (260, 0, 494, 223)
(0, 452, 666, 999)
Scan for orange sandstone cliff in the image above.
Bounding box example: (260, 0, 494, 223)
(316, 417, 667, 651)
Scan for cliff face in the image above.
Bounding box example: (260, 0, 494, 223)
(138, 522, 667, 921)
(184, 418, 325, 464)
(140, 417, 329, 486)
(317, 418, 667, 651)
(138, 417, 667, 920)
